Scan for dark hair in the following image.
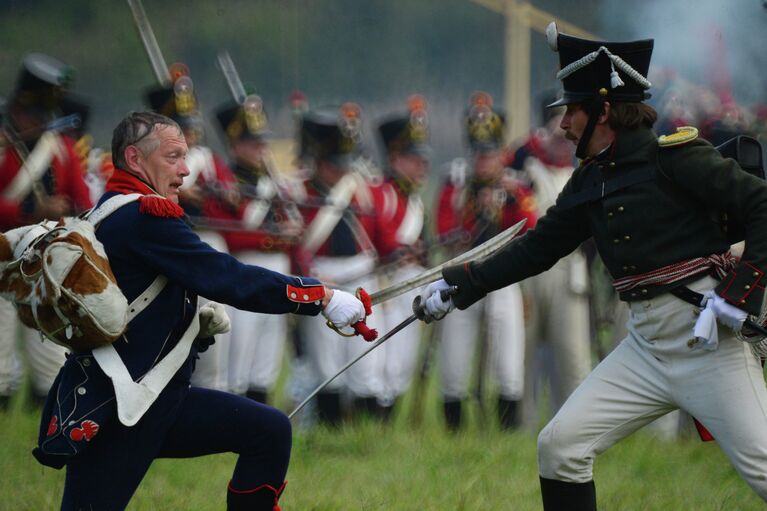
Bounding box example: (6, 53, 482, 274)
(111, 111, 180, 170)
(607, 102, 657, 131)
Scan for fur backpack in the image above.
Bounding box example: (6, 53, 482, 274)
(0, 194, 141, 352)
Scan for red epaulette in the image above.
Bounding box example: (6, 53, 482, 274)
(138, 196, 185, 218)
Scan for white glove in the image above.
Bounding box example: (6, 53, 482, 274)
(198, 302, 231, 338)
(420, 279, 455, 322)
(322, 289, 366, 329)
(702, 290, 747, 331)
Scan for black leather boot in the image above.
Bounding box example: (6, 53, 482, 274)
(540, 477, 597, 511)
(316, 391, 343, 427)
(443, 400, 462, 431)
(246, 389, 268, 404)
(227, 481, 286, 511)
(352, 396, 379, 418)
(497, 397, 521, 430)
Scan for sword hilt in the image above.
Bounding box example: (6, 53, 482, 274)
(324, 287, 378, 341)
(412, 285, 459, 324)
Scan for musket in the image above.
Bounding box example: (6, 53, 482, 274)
(127, 0, 171, 86)
(216, 50, 305, 228)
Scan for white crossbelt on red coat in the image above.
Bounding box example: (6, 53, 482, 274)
(612, 252, 738, 294)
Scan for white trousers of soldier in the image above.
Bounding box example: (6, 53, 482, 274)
(439, 282, 525, 401)
(0, 297, 67, 399)
(227, 250, 290, 395)
(538, 276, 767, 500)
(297, 254, 384, 398)
(523, 253, 591, 422)
(189, 230, 232, 391)
(377, 263, 425, 407)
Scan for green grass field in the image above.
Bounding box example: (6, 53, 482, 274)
(2, 380, 764, 511)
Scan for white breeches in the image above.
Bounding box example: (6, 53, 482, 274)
(297, 254, 384, 397)
(376, 263, 425, 406)
(524, 257, 592, 412)
(537, 276, 767, 501)
(0, 297, 67, 397)
(439, 283, 526, 401)
(226, 249, 290, 394)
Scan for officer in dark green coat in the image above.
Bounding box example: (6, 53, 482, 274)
(421, 22, 767, 510)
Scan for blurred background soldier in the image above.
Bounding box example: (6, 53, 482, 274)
(145, 65, 239, 391)
(0, 53, 92, 408)
(215, 94, 303, 404)
(370, 95, 432, 418)
(435, 92, 537, 430)
(509, 92, 592, 426)
(292, 104, 385, 425)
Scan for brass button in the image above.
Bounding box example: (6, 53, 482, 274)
(77, 387, 86, 396)
(745, 285, 751, 290)
(754, 272, 760, 277)
(613, 239, 620, 244)
(622, 265, 629, 271)
(82, 358, 91, 367)
(641, 289, 648, 294)
(630, 292, 637, 298)
(630, 265, 637, 271)
(741, 299, 747, 304)
(624, 235, 631, 241)
(607, 212, 614, 218)
(609, 162, 616, 167)
(618, 206, 625, 212)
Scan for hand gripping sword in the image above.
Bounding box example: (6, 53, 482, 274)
(329, 218, 527, 340)
(295, 219, 527, 418)
(288, 287, 457, 420)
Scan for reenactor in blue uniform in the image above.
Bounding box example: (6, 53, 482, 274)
(32, 111, 367, 510)
(422, 23, 767, 509)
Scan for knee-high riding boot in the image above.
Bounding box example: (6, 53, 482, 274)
(539, 477, 596, 511)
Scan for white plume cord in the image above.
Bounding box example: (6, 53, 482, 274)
(556, 46, 652, 90)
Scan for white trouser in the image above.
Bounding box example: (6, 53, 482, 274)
(377, 263, 425, 406)
(227, 250, 290, 394)
(523, 256, 591, 416)
(439, 283, 525, 401)
(189, 230, 232, 391)
(296, 254, 384, 397)
(0, 297, 67, 397)
(537, 276, 767, 500)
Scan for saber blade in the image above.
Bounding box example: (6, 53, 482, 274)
(288, 314, 418, 420)
(368, 218, 526, 306)
(127, 0, 171, 85)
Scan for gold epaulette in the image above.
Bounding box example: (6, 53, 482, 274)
(658, 126, 699, 147)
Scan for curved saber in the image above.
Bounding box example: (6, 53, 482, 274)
(366, 218, 526, 307)
(289, 315, 418, 420)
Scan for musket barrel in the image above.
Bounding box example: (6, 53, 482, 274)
(127, 0, 171, 86)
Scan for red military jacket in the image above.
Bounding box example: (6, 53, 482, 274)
(436, 159, 537, 251)
(368, 177, 424, 260)
(291, 176, 381, 275)
(0, 133, 92, 230)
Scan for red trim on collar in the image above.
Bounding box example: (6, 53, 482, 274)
(105, 168, 184, 218)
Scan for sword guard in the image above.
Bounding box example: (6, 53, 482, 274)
(324, 287, 378, 341)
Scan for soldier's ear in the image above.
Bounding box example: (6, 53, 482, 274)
(598, 102, 611, 125)
(123, 145, 143, 173)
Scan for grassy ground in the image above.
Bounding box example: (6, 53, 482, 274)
(1, 380, 764, 511)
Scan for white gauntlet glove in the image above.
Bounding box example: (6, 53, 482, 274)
(420, 279, 456, 322)
(198, 302, 231, 338)
(322, 289, 366, 329)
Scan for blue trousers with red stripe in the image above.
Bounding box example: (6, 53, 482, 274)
(61, 380, 291, 510)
